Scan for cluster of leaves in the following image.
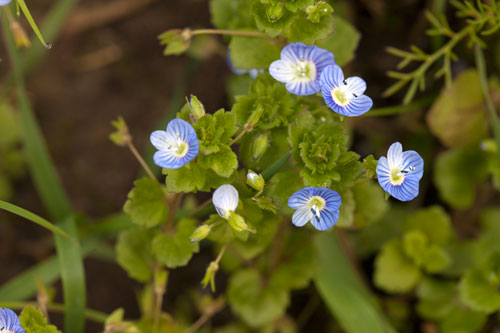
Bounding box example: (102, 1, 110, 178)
(19, 306, 61, 333)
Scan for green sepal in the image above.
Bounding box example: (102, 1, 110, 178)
(306, 1, 333, 22)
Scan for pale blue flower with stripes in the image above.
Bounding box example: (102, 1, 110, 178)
(0, 308, 24, 333)
(269, 42, 335, 96)
(320, 64, 373, 116)
(376, 142, 424, 202)
(213, 184, 239, 219)
(0, 0, 12, 6)
(150, 118, 199, 169)
(288, 187, 341, 231)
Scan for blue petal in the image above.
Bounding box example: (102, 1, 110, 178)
(342, 95, 373, 117)
(0, 0, 12, 6)
(390, 177, 420, 202)
(0, 308, 24, 333)
(288, 187, 314, 209)
(387, 142, 403, 167)
(345, 76, 367, 96)
(166, 118, 197, 143)
(285, 80, 320, 96)
(312, 188, 341, 211)
(153, 151, 183, 169)
(312, 48, 336, 74)
(320, 64, 345, 88)
(269, 59, 296, 83)
(213, 184, 239, 218)
(311, 209, 339, 231)
(281, 42, 312, 62)
(292, 207, 313, 227)
(150, 130, 171, 151)
(402, 150, 424, 180)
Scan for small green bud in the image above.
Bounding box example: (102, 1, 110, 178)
(266, 3, 284, 22)
(201, 261, 219, 292)
(228, 211, 248, 233)
(246, 105, 264, 130)
(190, 224, 211, 242)
(247, 170, 265, 192)
(251, 133, 269, 160)
(305, 1, 333, 23)
(189, 95, 205, 120)
(109, 116, 130, 147)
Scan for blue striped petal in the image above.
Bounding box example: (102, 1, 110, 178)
(285, 80, 319, 96)
(269, 59, 296, 83)
(0, 308, 24, 333)
(319, 64, 344, 89)
(313, 188, 341, 211)
(153, 150, 183, 169)
(0, 0, 12, 6)
(292, 207, 313, 227)
(389, 177, 420, 202)
(150, 130, 172, 151)
(387, 142, 403, 167)
(311, 208, 339, 231)
(167, 118, 196, 143)
(344, 76, 367, 96)
(288, 187, 313, 209)
(342, 95, 373, 116)
(213, 184, 239, 218)
(402, 150, 424, 180)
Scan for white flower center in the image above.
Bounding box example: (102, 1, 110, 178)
(308, 196, 326, 222)
(390, 166, 416, 186)
(293, 58, 316, 82)
(167, 135, 188, 158)
(1, 328, 14, 333)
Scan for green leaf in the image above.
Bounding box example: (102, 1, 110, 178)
(416, 277, 457, 320)
(123, 178, 168, 227)
(285, 0, 314, 12)
(158, 29, 191, 56)
(19, 305, 61, 333)
(198, 146, 238, 178)
(402, 230, 429, 267)
(426, 70, 489, 148)
(284, 11, 334, 44)
(267, 170, 303, 210)
(116, 229, 155, 282)
(404, 206, 452, 246)
(0, 200, 72, 240)
(440, 307, 487, 333)
(229, 37, 281, 70)
(228, 269, 289, 327)
(152, 218, 199, 268)
(194, 109, 237, 154)
(374, 240, 421, 293)
(254, 196, 279, 213)
(336, 188, 354, 227)
(434, 147, 489, 209)
(460, 251, 500, 313)
(305, 1, 333, 22)
(252, 0, 295, 36)
(316, 16, 360, 66)
(352, 180, 389, 227)
(422, 245, 451, 273)
(210, 0, 255, 30)
(314, 232, 396, 333)
(164, 163, 206, 193)
(362, 154, 378, 179)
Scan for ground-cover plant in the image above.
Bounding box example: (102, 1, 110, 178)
(1, 0, 500, 332)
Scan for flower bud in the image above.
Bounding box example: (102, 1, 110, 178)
(189, 95, 205, 120)
(246, 105, 264, 130)
(266, 3, 284, 22)
(251, 133, 269, 160)
(190, 224, 211, 242)
(247, 170, 265, 192)
(201, 261, 219, 292)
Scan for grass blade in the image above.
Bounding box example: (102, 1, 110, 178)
(2, 16, 86, 332)
(0, 200, 73, 240)
(314, 232, 396, 333)
(15, 0, 49, 47)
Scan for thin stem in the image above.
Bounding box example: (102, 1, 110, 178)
(475, 43, 500, 161)
(191, 29, 270, 39)
(230, 128, 249, 146)
(0, 302, 107, 323)
(188, 197, 212, 218)
(366, 94, 436, 117)
(215, 245, 227, 265)
(126, 140, 158, 183)
(165, 193, 183, 232)
(186, 297, 226, 333)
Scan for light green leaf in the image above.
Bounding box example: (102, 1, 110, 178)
(198, 146, 238, 178)
(116, 229, 155, 282)
(210, 0, 255, 30)
(229, 37, 281, 70)
(374, 240, 421, 293)
(403, 206, 452, 246)
(252, 0, 295, 36)
(20, 305, 61, 333)
(152, 218, 199, 268)
(123, 178, 168, 227)
(352, 180, 389, 227)
(284, 11, 334, 44)
(316, 16, 360, 66)
(164, 163, 206, 193)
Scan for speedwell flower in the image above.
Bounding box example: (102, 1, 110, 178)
(320, 64, 373, 116)
(376, 142, 424, 202)
(0, 308, 24, 333)
(288, 187, 341, 231)
(150, 118, 199, 169)
(212, 184, 239, 219)
(0, 0, 12, 6)
(269, 42, 335, 96)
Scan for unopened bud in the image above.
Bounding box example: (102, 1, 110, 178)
(190, 95, 205, 120)
(266, 3, 284, 22)
(247, 170, 265, 192)
(251, 133, 269, 160)
(228, 212, 248, 233)
(190, 224, 211, 242)
(246, 105, 264, 130)
(201, 261, 219, 292)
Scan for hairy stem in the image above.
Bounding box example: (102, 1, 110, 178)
(191, 29, 270, 39)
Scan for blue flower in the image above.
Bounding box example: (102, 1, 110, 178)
(213, 184, 239, 219)
(320, 64, 373, 116)
(376, 142, 424, 201)
(0, 308, 24, 333)
(288, 187, 341, 231)
(150, 118, 199, 169)
(0, 0, 12, 6)
(269, 42, 335, 96)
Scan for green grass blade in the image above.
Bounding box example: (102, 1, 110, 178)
(314, 232, 396, 333)
(16, 0, 49, 47)
(0, 200, 72, 240)
(3, 18, 86, 333)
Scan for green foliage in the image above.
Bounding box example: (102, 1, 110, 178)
(210, 0, 255, 30)
(426, 70, 489, 148)
(316, 16, 360, 66)
(164, 163, 206, 193)
(252, 1, 295, 37)
(283, 9, 333, 44)
(434, 146, 489, 209)
(194, 109, 237, 154)
(229, 37, 281, 70)
(351, 180, 389, 227)
(198, 146, 238, 177)
(228, 269, 289, 327)
(289, 111, 361, 187)
(460, 251, 500, 313)
(152, 218, 199, 268)
(19, 305, 61, 333)
(116, 229, 155, 282)
(158, 29, 191, 56)
(123, 178, 168, 228)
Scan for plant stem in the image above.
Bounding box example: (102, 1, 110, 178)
(0, 302, 107, 323)
(126, 140, 158, 183)
(188, 197, 212, 218)
(186, 297, 226, 333)
(475, 43, 500, 160)
(230, 128, 249, 146)
(191, 29, 270, 39)
(366, 94, 436, 117)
